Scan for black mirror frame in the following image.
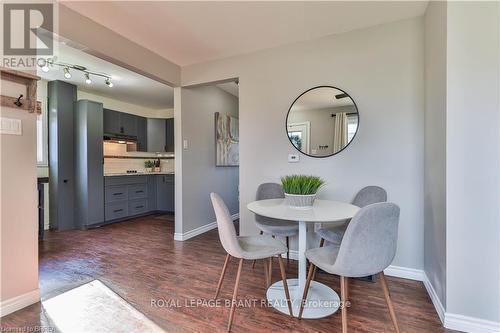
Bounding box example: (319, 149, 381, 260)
(285, 85, 360, 158)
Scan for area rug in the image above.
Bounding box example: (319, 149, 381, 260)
(42, 280, 165, 333)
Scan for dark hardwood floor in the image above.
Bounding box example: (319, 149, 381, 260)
(1, 215, 453, 332)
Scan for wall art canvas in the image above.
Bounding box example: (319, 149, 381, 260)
(215, 112, 239, 166)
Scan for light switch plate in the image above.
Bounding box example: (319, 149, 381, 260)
(0, 117, 22, 135)
(183, 139, 188, 150)
(288, 154, 299, 163)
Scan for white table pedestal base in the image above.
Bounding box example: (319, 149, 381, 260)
(266, 278, 340, 319)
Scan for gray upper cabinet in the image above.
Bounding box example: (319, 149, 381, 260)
(166, 118, 174, 152)
(120, 112, 138, 136)
(147, 118, 167, 152)
(103, 108, 138, 137)
(74, 100, 105, 227)
(103, 109, 121, 134)
(137, 116, 147, 151)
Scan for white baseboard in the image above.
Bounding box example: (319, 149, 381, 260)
(0, 289, 40, 317)
(444, 313, 500, 333)
(422, 273, 445, 323)
(174, 213, 239, 241)
(383, 265, 424, 281)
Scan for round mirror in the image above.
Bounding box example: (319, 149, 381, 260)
(286, 86, 359, 158)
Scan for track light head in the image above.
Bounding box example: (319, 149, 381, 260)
(63, 67, 72, 79)
(105, 78, 114, 88)
(85, 73, 92, 84)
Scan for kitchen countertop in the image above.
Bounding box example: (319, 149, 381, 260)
(104, 172, 174, 177)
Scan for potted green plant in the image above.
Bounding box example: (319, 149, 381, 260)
(281, 175, 325, 208)
(144, 160, 154, 172)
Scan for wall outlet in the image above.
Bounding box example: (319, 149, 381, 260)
(0, 117, 22, 135)
(288, 154, 299, 163)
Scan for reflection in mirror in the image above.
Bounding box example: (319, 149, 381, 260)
(286, 86, 359, 157)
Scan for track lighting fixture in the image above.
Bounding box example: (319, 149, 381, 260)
(38, 60, 114, 87)
(63, 67, 72, 79)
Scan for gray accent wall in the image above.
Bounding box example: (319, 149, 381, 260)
(423, 0, 447, 310)
(180, 86, 239, 234)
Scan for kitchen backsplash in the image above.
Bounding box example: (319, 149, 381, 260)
(103, 142, 174, 174)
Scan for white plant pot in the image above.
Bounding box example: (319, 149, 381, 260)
(145, 168, 153, 172)
(284, 193, 317, 209)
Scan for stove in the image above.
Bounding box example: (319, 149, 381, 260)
(126, 170, 138, 174)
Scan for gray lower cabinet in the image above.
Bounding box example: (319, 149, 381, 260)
(156, 174, 174, 212)
(104, 174, 173, 222)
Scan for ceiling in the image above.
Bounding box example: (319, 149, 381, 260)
(62, 1, 428, 66)
(291, 87, 354, 112)
(38, 42, 174, 109)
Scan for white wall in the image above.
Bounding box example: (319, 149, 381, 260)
(0, 81, 40, 315)
(77, 90, 173, 118)
(446, 1, 500, 326)
(182, 17, 424, 270)
(423, 0, 447, 310)
(179, 85, 239, 235)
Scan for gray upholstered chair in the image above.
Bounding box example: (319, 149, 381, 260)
(317, 186, 387, 247)
(254, 183, 299, 261)
(299, 202, 401, 333)
(210, 193, 292, 331)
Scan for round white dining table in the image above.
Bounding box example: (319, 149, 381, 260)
(247, 198, 359, 319)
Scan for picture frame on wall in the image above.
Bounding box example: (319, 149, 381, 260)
(215, 112, 239, 167)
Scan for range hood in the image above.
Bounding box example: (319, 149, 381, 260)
(103, 133, 137, 144)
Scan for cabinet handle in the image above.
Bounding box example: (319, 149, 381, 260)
(113, 192, 123, 196)
(136, 205, 144, 209)
(135, 190, 144, 193)
(113, 209, 123, 213)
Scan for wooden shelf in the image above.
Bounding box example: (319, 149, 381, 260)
(0, 67, 41, 114)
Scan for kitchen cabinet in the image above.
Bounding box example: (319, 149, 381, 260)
(103, 108, 139, 137)
(74, 100, 105, 228)
(120, 112, 137, 136)
(147, 118, 167, 152)
(48, 80, 77, 231)
(166, 118, 174, 152)
(103, 109, 121, 134)
(137, 116, 148, 151)
(156, 174, 174, 212)
(104, 174, 174, 222)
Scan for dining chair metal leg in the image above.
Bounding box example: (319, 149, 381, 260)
(227, 258, 244, 332)
(341, 276, 348, 333)
(286, 236, 290, 264)
(379, 272, 400, 333)
(319, 238, 325, 247)
(214, 254, 230, 299)
(277, 256, 293, 316)
(298, 262, 316, 319)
